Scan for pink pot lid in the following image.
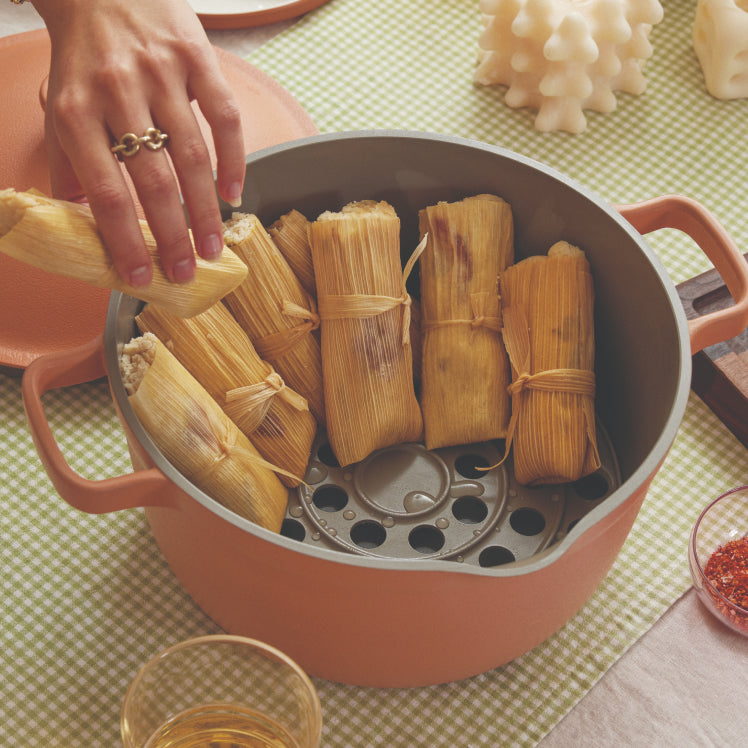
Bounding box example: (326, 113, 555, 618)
(0, 29, 317, 370)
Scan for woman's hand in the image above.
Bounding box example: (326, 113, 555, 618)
(32, 0, 245, 286)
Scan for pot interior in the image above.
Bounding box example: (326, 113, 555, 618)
(106, 131, 690, 569)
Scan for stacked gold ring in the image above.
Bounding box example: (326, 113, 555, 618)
(111, 127, 169, 160)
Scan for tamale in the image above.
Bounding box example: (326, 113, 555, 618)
(136, 303, 316, 487)
(0, 188, 247, 318)
(418, 194, 514, 449)
(120, 333, 289, 531)
(308, 200, 423, 466)
(268, 209, 316, 298)
(500, 241, 600, 485)
(222, 213, 325, 424)
(409, 298, 423, 385)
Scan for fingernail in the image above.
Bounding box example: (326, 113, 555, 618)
(172, 258, 196, 283)
(199, 233, 224, 261)
(226, 182, 243, 208)
(129, 265, 151, 287)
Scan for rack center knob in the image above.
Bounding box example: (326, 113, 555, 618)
(354, 443, 451, 517)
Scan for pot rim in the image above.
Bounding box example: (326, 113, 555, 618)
(105, 129, 692, 578)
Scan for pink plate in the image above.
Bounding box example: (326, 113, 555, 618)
(0, 29, 317, 370)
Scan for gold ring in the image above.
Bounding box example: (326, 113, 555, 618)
(111, 127, 169, 160)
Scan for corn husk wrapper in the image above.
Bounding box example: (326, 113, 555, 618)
(0, 188, 248, 317)
(222, 213, 325, 424)
(500, 241, 600, 486)
(409, 298, 423, 384)
(418, 194, 514, 449)
(120, 333, 289, 531)
(268, 209, 316, 298)
(309, 200, 423, 466)
(136, 303, 316, 487)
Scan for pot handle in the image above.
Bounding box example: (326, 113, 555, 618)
(21, 334, 173, 515)
(615, 195, 748, 354)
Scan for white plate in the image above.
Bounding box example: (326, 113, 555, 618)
(189, 0, 331, 29)
(191, 0, 296, 12)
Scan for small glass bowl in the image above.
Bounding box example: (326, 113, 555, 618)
(689, 485, 748, 636)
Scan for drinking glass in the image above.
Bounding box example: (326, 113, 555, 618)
(121, 634, 322, 748)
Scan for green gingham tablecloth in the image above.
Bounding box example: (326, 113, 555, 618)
(2, 0, 748, 746)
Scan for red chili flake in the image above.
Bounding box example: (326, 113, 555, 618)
(704, 536, 748, 631)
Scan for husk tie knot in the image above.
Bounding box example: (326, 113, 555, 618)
(223, 365, 309, 436)
(253, 294, 320, 361)
(422, 290, 502, 334)
(507, 368, 595, 398)
(317, 235, 426, 345)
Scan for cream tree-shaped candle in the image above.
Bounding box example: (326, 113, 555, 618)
(693, 0, 748, 99)
(476, 0, 664, 133)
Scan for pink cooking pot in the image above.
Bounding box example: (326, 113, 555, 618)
(22, 132, 748, 687)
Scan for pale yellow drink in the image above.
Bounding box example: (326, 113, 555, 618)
(145, 703, 299, 748)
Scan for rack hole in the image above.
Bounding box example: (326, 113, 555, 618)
(454, 453, 490, 479)
(280, 519, 306, 542)
(478, 546, 515, 567)
(350, 520, 386, 549)
(509, 507, 546, 536)
(452, 496, 489, 524)
(408, 525, 445, 554)
(317, 442, 340, 467)
(572, 472, 609, 501)
(312, 485, 348, 512)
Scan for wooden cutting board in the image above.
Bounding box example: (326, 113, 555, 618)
(677, 253, 748, 448)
